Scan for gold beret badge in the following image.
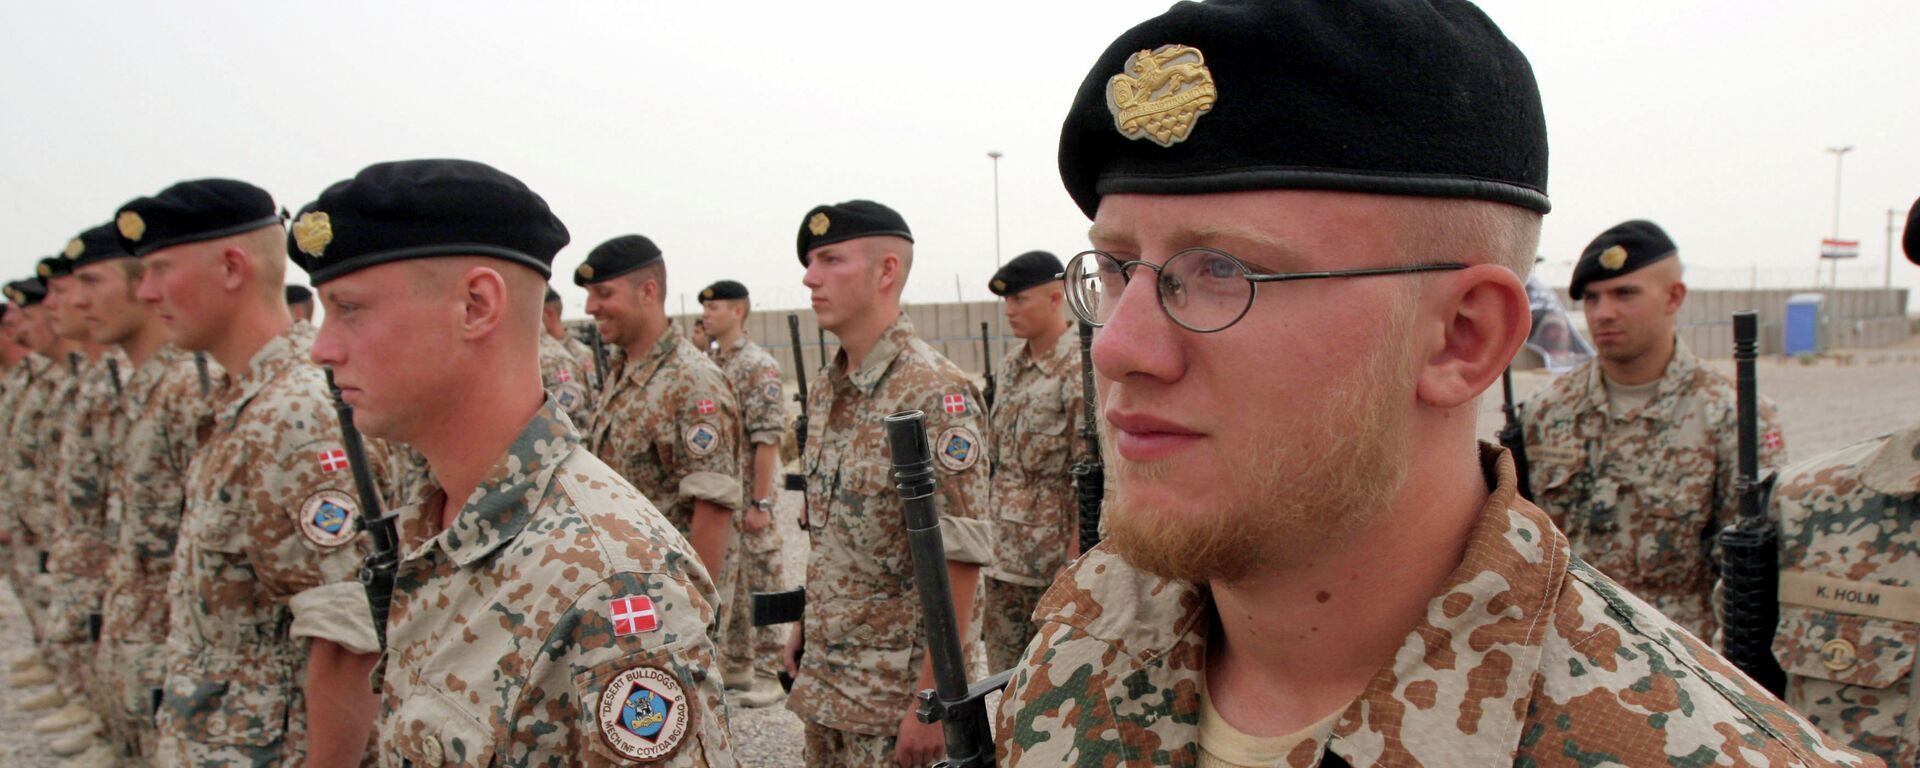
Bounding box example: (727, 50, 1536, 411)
(4, 288, 19, 303)
(292, 212, 333, 258)
(1107, 44, 1218, 147)
(35, 263, 51, 278)
(577, 264, 595, 281)
(991, 279, 1006, 293)
(116, 211, 146, 242)
(64, 238, 84, 260)
(1599, 245, 1628, 271)
(700, 288, 713, 300)
(808, 212, 831, 237)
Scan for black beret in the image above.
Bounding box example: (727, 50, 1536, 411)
(114, 179, 280, 257)
(288, 159, 569, 286)
(35, 255, 70, 280)
(284, 285, 313, 305)
(545, 286, 562, 304)
(67, 223, 134, 270)
(1905, 196, 1918, 265)
(5, 278, 47, 307)
(1568, 220, 1677, 301)
(1059, 0, 1549, 220)
(796, 200, 913, 266)
(699, 280, 749, 302)
(990, 251, 1065, 296)
(573, 235, 662, 286)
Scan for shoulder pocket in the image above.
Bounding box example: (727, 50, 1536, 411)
(1775, 604, 1917, 689)
(573, 638, 721, 765)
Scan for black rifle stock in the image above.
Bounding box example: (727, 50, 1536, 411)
(322, 367, 402, 649)
(885, 411, 1007, 768)
(1070, 321, 1103, 556)
(585, 324, 610, 390)
(105, 357, 123, 400)
(1497, 366, 1533, 502)
(193, 351, 211, 396)
(1716, 310, 1785, 696)
(979, 322, 996, 411)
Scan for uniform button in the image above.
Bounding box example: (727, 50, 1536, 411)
(854, 625, 875, 642)
(420, 734, 445, 767)
(206, 718, 226, 737)
(1820, 638, 1857, 672)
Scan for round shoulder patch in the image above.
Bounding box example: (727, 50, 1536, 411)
(554, 381, 586, 411)
(761, 380, 783, 404)
(298, 490, 359, 548)
(684, 422, 721, 457)
(597, 665, 695, 761)
(935, 426, 981, 472)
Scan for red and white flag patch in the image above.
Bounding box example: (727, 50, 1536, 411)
(1763, 431, 1784, 450)
(696, 399, 716, 415)
(611, 595, 659, 636)
(319, 449, 349, 473)
(943, 394, 967, 414)
(556, 368, 574, 383)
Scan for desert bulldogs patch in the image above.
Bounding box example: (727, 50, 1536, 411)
(298, 490, 358, 548)
(597, 665, 694, 761)
(935, 426, 980, 471)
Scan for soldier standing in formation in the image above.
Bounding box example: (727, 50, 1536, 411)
(781, 200, 992, 766)
(4, 277, 62, 693)
(578, 234, 744, 624)
(297, 158, 737, 766)
(1523, 220, 1788, 640)
(544, 284, 600, 383)
(286, 284, 314, 324)
(1759, 198, 1920, 765)
(116, 178, 383, 766)
(979, 250, 1084, 673)
(697, 279, 789, 706)
(539, 286, 594, 426)
(68, 221, 214, 765)
(992, 0, 1865, 765)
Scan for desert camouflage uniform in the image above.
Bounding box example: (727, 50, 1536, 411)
(95, 345, 213, 758)
(995, 444, 1873, 767)
(1, 352, 56, 632)
(1522, 337, 1786, 639)
(46, 352, 123, 682)
(712, 335, 787, 677)
(377, 397, 737, 767)
(540, 332, 593, 428)
(787, 314, 993, 761)
(983, 331, 1084, 672)
(1767, 424, 1920, 766)
(586, 321, 743, 618)
(565, 333, 598, 384)
(156, 324, 381, 767)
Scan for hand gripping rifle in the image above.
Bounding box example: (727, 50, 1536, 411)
(979, 322, 996, 412)
(753, 313, 811, 691)
(323, 368, 402, 649)
(886, 410, 1012, 768)
(1716, 310, 1785, 696)
(1070, 321, 1103, 555)
(1497, 367, 1533, 502)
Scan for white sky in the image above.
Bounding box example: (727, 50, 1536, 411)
(3, 0, 1916, 319)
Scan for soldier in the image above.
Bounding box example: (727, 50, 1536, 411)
(117, 178, 383, 767)
(993, 1, 1867, 765)
(296, 158, 736, 765)
(70, 221, 213, 765)
(782, 200, 992, 766)
(1760, 197, 1920, 765)
(539, 286, 594, 426)
(576, 235, 743, 618)
(697, 280, 787, 703)
(286, 284, 314, 324)
(2, 276, 61, 692)
(1523, 220, 1787, 640)
(979, 250, 1084, 673)
(544, 287, 600, 383)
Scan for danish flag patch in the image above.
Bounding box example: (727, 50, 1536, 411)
(556, 368, 574, 383)
(318, 449, 349, 473)
(1763, 431, 1783, 450)
(943, 394, 967, 414)
(696, 399, 716, 415)
(611, 595, 659, 636)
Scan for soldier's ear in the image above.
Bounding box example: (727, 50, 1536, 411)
(1413, 263, 1530, 411)
(458, 266, 509, 341)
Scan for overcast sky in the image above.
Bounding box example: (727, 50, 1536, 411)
(3, 0, 1915, 319)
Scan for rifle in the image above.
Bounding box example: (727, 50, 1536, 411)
(1070, 321, 1103, 556)
(753, 313, 813, 692)
(105, 357, 123, 400)
(322, 367, 402, 649)
(193, 351, 211, 396)
(1717, 310, 1785, 696)
(585, 324, 610, 391)
(1497, 366, 1533, 502)
(885, 410, 1010, 768)
(816, 327, 827, 371)
(979, 322, 996, 411)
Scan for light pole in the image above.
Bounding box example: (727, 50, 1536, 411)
(1890, 208, 1904, 289)
(1825, 145, 1853, 289)
(987, 150, 1003, 269)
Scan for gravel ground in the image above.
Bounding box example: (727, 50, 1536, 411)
(2, 342, 1915, 766)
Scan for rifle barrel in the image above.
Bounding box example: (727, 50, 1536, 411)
(322, 367, 399, 649)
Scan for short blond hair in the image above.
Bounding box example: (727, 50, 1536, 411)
(1396, 198, 1541, 279)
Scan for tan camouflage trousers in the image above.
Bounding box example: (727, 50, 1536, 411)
(721, 522, 787, 676)
(93, 638, 164, 761)
(803, 721, 897, 768)
(8, 545, 48, 646)
(983, 578, 1047, 673)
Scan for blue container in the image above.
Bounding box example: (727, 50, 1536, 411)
(1783, 293, 1823, 356)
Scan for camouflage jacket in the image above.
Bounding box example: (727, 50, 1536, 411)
(586, 321, 744, 533)
(0, 359, 33, 537)
(49, 351, 124, 581)
(987, 331, 1085, 587)
(713, 335, 785, 541)
(3, 353, 59, 545)
(102, 345, 212, 646)
(565, 335, 599, 386)
(378, 397, 736, 767)
(995, 444, 1872, 767)
(541, 332, 594, 429)
(1521, 337, 1786, 639)
(786, 313, 993, 734)
(1770, 424, 1920, 766)
(158, 324, 380, 761)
